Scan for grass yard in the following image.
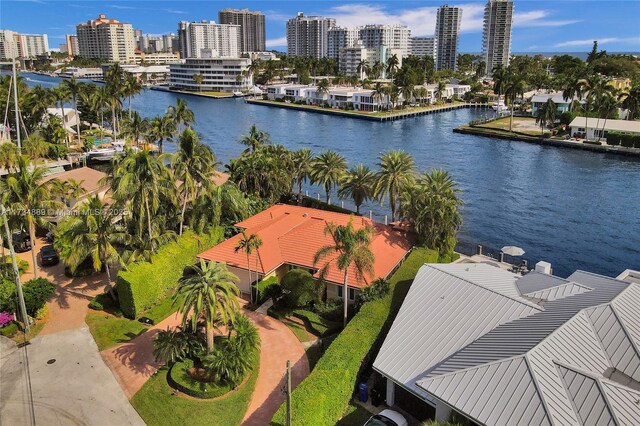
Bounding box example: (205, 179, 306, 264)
(476, 116, 542, 136)
(131, 359, 259, 426)
(86, 293, 181, 351)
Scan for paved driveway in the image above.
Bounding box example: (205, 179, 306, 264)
(0, 327, 144, 426)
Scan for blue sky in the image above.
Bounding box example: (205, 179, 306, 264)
(2, 0, 640, 53)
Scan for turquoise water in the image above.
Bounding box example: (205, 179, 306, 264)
(20, 73, 640, 278)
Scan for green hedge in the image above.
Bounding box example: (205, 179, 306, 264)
(607, 131, 640, 148)
(115, 229, 222, 319)
(257, 276, 279, 304)
(292, 309, 341, 337)
(271, 248, 432, 426)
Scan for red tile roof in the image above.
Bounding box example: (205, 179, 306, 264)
(197, 204, 413, 289)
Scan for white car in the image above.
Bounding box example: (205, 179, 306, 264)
(364, 409, 408, 426)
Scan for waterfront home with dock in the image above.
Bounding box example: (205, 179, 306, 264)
(569, 117, 640, 142)
(531, 92, 583, 117)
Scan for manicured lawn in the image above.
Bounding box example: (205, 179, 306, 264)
(281, 317, 312, 342)
(131, 359, 259, 426)
(85, 311, 148, 351)
(85, 293, 181, 351)
(477, 116, 541, 136)
(337, 403, 373, 426)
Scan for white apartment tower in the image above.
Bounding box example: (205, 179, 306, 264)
(327, 27, 359, 60)
(178, 21, 241, 59)
(358, 25, 411, 58)
(218, 8, 266, 53)
(435, 5, 462, 71)
(483, 0, 514, 76)
(409, 37, 438, 60)
(286, 12, 335, 58)
(0, 30, 49, 59)
(76, 14, 136, 63)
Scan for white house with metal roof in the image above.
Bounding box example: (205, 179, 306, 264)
(374, 263, 640, 425)
(569, 117, 640, 142)
(530, 92, 583, 117)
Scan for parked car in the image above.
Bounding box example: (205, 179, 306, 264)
(10, 231, 32, 253)
(39, 245, 59, 266)
(364, 410, 408, 426)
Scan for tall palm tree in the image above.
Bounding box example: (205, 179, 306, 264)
(504, 71, 527, 132)
(400, 169, 462, 254)
(356, 59, 368, 80)
(23, 133, 49, 160)
(51, 85, 70, 147)
(234, 231, 263, 304)
(435, 81, 447, 103)
(54, 196, 125, 298)
(577, 75, 601, 141)
(372, 82, 386, 111)
(618, 84, 640, 120)
(314, 219, 375, 328)
(310, 150, 347, 203)
(339, 164, 375, 214)
(123, 73, 143, 117)
(192, 74, 204, 92)
(174, 260, 240, 354)
(121, 111, 148, 147)
(171, 128, 218, 235)
(61, 78, 83, 146)
(536, 98, 557, 136)
(374, 150, 415, 222)
(492, 65, 508, 117)
(316, 79, 330, 103)
(239, 124, 269, 154)
(385, 54, 400, 79)
(1, 156, 63, 278)
(596, 93, 619, 142)
(292, 148, 313, 201)
(0, 142, 19, 172)
(146, 113, 176, 154)
(167, 99, 195, 132)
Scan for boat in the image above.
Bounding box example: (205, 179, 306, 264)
(232, 91, 244, 97)
(491, 100, 509, 113)
(85, 140, 130, 161)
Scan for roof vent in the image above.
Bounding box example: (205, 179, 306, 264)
(303, 213, 309, 217)
(535, 261, 552, 275)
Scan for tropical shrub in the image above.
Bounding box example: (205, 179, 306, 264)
(313, 299, 342, 322)
(22, 278, 56, 316)
(0, 280, 16, 312)
(35, 304, 48, 321)
(153, 328, 205, 364)
(256, 276, 281, 304)
(1, 256, 29, 276)
(0, 322, 18, 337)
(560, 111, 576, 125)
(168, 358, 234, 399)
(115, 230, 222, 318)
(279, 269, 316, 308)
(355, 278, 390, 308)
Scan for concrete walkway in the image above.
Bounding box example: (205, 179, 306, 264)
(0, 327, 144, 426)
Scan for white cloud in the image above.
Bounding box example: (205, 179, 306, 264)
(554, 37, 640, 48)
(514, 10, 580, 27)
(266, 37, 287, 48)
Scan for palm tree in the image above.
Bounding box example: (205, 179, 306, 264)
(386, 54, 400, 79)
(356, 60, 368, 80)
(292, 148, 313, 201)
(400, 170, 462, 254)
(121, 111, 148, 147)
(153, 328, 203, 364)
(54, 196, 125, 298)
(435, 81, 447, 104)
(61, 78, 83, 147)
(310, 150, 347, 203)
(146, 113, 176, 154)
(171, 128, 217, 235)
(316, 79, 330, 103)
(234, 231, 263, 304)
(1, 156, 63, 278)
(596, 93, 619, 142)
(536, 98, 557, 136)
(374, 150, 415, 222)
(239, 124, 269, 154)
(339, 164, 375, 214)
(314, 219, 375, 328)
(123, 73, 143, 117)
(577, 75, 601, 141)
(167, 99, 195, 132)
(51, 85, 70, 147)
(192, 74, 204, 92)
(492, 65, 508, 117)
(618, 84, 640, 120)
(372, 82, 386, 111)
(174, 260, 240, 354)
(0, 142, 19, 172)
(504, 71, 527, 132)
(23, 133, 49, 160)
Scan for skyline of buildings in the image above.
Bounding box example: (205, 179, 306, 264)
(483, 0, 514, 76)
(177, 20, 241, 59)
(218, 8, 266, 53)
(0, 29, 49, 60)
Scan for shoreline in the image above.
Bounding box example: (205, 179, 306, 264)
(245, 99, 489, 121)
(149, 86, 235, 99)
(454, 125, 640, 158)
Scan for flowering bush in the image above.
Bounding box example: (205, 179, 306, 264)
(0, 311, 14, 327)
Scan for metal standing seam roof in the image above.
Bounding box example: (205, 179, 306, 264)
(408, 270, 640, 425)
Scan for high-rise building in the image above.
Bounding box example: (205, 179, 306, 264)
(178, 21, 241, 59)
(435, 5, 462, 71)
(327, 27, 359, 60)
(62, 34, 79, 56)
(76, 14, 136, 63)
(358, 25, 411, 58)
(286, 12, 335, 58)
(0, 30, 49, 59)
(409, 37, 437, 60)
(339, 40, 403, 79)
(218, 8, 265, 53)
(483, 0, 514, 76)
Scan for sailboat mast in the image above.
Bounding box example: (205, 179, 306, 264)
(12, 57, 22, 152)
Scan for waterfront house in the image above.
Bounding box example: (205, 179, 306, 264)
(58, 67, 103, 79)
(531, 92, 582, 117)
(45, 107, 79, 136)
(374, 263, 640, 424)
(196, 204, 412, 301)
(569, 117, 640, 141)
(43, 167, 109, 222)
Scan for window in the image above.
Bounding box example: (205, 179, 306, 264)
(337, 286, 343, 298)
(348, 288, 356, 301)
